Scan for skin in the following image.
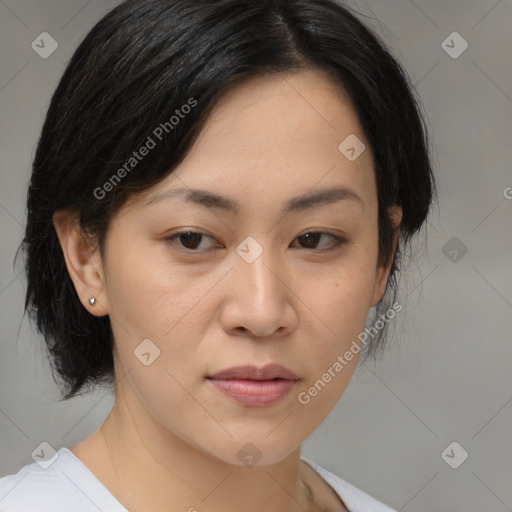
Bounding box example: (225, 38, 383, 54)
(53, 68, 402, 512)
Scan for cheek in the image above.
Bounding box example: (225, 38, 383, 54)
(103, 239, 191, 337)
(301, 252, 377, 337)
(293, 280, 371, 420)
(294, 247, 378, 393)
(119, 355, 214, 454)
(105, 247, 216, 395)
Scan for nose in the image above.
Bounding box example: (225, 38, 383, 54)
(220, 243, 298, 338)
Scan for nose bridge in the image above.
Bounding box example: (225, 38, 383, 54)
(226, 233, 296, 334)
(219, 232, 299, 337)
(234, 235, 284, 308)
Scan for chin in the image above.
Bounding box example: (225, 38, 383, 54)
(200, 434, 301, 468)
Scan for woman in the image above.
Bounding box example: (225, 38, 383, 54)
(0, 0, 436, 510)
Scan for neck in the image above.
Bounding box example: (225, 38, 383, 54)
(92, 383, 320, 512)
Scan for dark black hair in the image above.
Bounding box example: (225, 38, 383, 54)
(17, 0, 437, 400)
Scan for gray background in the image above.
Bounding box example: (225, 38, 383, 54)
(1, 1, 511, 511)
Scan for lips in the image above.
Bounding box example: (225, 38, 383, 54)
(207, 364, 300, 407)
(208, 363, 299, 381)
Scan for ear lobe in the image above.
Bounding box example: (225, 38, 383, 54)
(52, 209, 109, 316)
(370, 205, 403, 307)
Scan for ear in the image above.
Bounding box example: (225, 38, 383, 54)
(52, 209, 109, 316)
(370, 205, 403, 307)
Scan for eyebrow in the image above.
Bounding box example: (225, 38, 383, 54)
(144, 185, 363, 214)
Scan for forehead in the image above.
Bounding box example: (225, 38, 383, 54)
(132, 68, 376, 214)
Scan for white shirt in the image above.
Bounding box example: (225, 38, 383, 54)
(0, 447, 396, 511)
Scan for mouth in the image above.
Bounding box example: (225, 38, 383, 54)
(206, 364, 300, 407)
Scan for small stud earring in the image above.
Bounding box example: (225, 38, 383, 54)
(88, 297, 96, 306)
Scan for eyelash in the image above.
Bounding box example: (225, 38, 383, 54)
(163, 230, 347, 254)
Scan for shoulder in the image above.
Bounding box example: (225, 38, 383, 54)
(301, 456, 397, 512)
(0, 457, 72, 510)
(0, 448, 87, 511)
(0, 447, 124, 511)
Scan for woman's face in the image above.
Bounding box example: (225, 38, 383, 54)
(89, 69, 400, 466)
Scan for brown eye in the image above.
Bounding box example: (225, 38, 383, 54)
(293, 232, 347, 252)
(164, 230, 218, 251)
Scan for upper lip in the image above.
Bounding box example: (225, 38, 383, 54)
(208, 364, 299, 381)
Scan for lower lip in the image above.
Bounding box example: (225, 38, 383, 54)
(208, 378, 298, 407)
